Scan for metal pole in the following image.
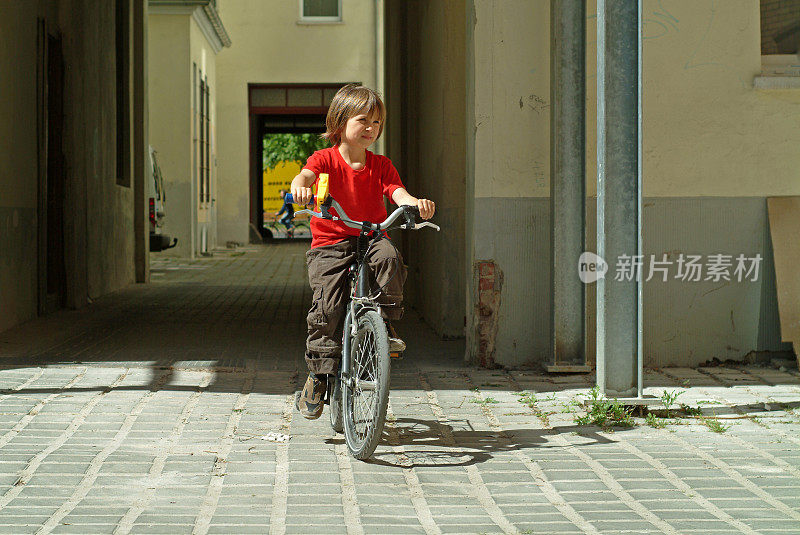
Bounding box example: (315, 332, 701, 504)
(549, 0, 589, 374)
(637, 0, 644, 399)
(596, 0, 641, 397)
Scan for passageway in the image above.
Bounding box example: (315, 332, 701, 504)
(0, 243, 465, 391)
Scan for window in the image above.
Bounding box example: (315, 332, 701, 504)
(757, 0, 800, 86)
(199, 76, 211, 204)
(300, 0, 341, 23)
(248, 84, 349, 113)
(203, 78, 210, 204)
(760, 0, 800, 55)
(116, 0, 131, 187)
(194, 66, 212, 205)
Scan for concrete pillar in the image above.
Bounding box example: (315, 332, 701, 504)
(549, 0, 588, 373)
(596, 0, 642, 397)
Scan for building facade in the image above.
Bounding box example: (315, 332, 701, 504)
(148, 0, 231, 257)
(1, 0, 148, 332)
(2, 0, 798, 372)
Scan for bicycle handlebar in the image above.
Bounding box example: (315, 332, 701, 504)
(285, 193, 440, 233)
(283, 193, 312, 206)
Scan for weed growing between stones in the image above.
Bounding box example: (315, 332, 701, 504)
(660, 389, 684, 417)
(515, 391, 555, 426)
(702, 417, 731, 433)
(470, 397, 499, 405)
(646, 413, 667, 428)
(574, 386, 634, 429)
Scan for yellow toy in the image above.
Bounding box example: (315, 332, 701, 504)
(316, 173, 330, 210)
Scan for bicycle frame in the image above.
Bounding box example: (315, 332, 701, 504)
(339, 236, 381, 387)
(291, 191, 439, 395)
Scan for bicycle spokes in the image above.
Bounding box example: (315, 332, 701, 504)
(351, 328, 379, 441)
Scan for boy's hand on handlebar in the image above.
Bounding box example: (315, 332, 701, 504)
(417, 198, 435, 220)
(291, 186, 314, 206)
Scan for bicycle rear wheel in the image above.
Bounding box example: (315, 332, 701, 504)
(343, 310, 390, 460)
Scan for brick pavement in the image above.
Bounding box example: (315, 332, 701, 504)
(0, 242, 798, 534)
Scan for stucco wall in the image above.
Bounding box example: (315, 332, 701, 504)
(467, 0, 800, 367)
(1, 0, 139, 334)
(468, 0, 552, 366)
(214, 0, 379, 246)
(148, 15, 192, 257)
(0, 2, 51, 331)
(385, 0, 467, 339)
(73, 0, 137, 300)
(189, 17, 218, 253)
(586, 0, 800, 198)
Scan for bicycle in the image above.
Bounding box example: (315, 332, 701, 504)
(262, 214, 311, 240)
(287, 184, 439, 459)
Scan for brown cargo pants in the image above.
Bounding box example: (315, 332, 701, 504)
(305, 236, 407, 375)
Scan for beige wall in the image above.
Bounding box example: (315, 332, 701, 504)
(638, 0, 799, 197)
(385, 0, 467, 338)
(190, 16, 218, 252)
(472, 0, 551, 199)
(148, 11, 220, 257)
(80, 2, 137, 300)
(1, 0, 141, 333)
(149, 15, 192, 256)
(0, 1, 52, 330)
(465, 0, 800, 367)
(470, 1, 800, 202)
(215, 0, 379, 245)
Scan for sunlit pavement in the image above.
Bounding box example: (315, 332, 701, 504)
(0, 243, 798, 534)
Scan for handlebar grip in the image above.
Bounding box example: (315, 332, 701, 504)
(403, 205, 423, 224)
(284, 193, 315, 206)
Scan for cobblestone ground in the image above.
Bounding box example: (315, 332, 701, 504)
(0, 243, 798, 534)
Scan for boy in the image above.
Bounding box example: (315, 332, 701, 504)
(275, 189, 295, 235)
(291, 84, 435, 419)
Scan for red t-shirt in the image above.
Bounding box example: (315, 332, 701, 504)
(303, 146, 405, 248)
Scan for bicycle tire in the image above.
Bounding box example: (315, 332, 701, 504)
(329, 375, 343, 433)
(343, 310, 390, 460)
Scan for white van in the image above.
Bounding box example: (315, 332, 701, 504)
(148, 146, 177, 252)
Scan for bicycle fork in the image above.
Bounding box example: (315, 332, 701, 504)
(336, 260, 374, 392)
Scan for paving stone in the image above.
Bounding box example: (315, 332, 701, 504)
(50, 525, 117, 534)
(207, 526, 269, 534)
(0, 248, 799, 533)
(127, 525, 194, 535)
(283, 523, 348, 534)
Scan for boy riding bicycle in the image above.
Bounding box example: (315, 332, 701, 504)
(290, 84, 435, 419)
(275, 189, 295, 235)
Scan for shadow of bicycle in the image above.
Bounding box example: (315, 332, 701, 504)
(325, 416, 617, 468)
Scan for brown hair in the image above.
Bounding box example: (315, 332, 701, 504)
(322, 84, 386, 145)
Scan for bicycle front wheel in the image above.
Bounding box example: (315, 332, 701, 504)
(329, 375, 343, 433)
(343, 310, 390, 460)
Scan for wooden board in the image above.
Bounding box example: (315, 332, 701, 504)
(767, 196, 800, 363)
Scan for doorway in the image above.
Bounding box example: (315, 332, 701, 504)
(247, 83, 351, 242)
(37, 22, 67, 315)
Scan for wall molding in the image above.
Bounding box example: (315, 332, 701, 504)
(149, 1, 231, 53)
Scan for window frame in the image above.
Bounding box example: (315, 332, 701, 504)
(116, 0, 132, 187)
(298, 0, 342, 24)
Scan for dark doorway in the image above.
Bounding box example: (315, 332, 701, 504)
(37, 25, 67, 315)
(255, 117, 325, 241)
(247, 83, 352, 243)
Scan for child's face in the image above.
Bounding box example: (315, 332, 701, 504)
(341, 108, 382, 149)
